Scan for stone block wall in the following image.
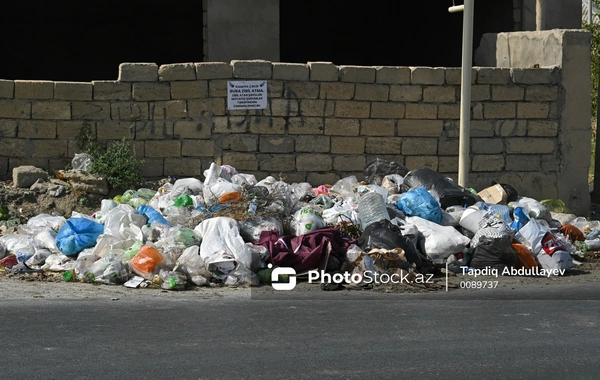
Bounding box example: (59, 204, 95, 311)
(0, 60, 580, 210)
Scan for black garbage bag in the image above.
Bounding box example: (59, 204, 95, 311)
(357, 219, 424, 269)
(364, 158, 409, 185)
(492, 181, 519, 202)
(469, 235, 517, 271)
(401, 168, 481, 209)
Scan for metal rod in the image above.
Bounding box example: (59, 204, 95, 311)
(458, 0, 474, 188)
(536, 0, 545, 31)
(590, 0, 594, 24)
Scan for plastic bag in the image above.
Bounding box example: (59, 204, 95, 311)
(329, 176, 358, 200)
(224, 264, 259, 287)
(396, 187, 442, 224)
(71, 153, 92, 171)
(291, 208, 325, 236)
(469, 235, 517, 271)
(194, 217, 255, 270)
(239, 216, 284, 243)
(230, 173, 257, 188)
(55, 218, 104, 257)
(174, 245, 210, 286)
(550, 212, 577, 226)
(136, 205, 172, 227)
(173, 195, 193, 207)
(511, 197, 551, 221)
(406, 216, 471, 260)
(322, 200, 360, 225)
(204, 181, 243, 206)
(41, 253, 74, 271)
(33, 229, 59, 252)
(103, 205, 147, 239)
(537, 250, 573, 272)
(570, 217, 600, 235)
(26, 214, 66, 231)
(381, 174, 404, 195)
(357, 219, 423, 268)
(171, 178, 204, 199)
(129, 245, 165, 279)
(515, 219, 549, 254)
(540, 199, 569, 214)
(310, 194, 334, 210)
(26, 248, 52, 266)
(402, 168, 480, 209)
(508, 207, 529, 232)
(364, 159, 409, 185)
(159, 269, 187, 290)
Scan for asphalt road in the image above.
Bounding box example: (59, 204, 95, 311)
(1, 284, 600, 380)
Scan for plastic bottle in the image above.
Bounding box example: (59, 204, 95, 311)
(357, 192, 390, 230)
(248, 198, 258, 215)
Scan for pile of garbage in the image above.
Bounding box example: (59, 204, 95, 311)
(0, 158, 597, 290)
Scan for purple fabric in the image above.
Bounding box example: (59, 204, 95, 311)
(257, 227, 348, 272)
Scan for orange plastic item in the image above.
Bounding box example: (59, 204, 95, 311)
(219, 191, 241, 203)
(512, 242, 538, 270)
(129, 245, 164, 279)
(559, 224, 585, 243)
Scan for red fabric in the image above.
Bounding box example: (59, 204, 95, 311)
(0, 255, 18, 269)
(257, 227, 348, 272)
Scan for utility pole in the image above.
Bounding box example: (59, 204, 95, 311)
(449, 1, 474, 188)
(536, 0, 545, 31)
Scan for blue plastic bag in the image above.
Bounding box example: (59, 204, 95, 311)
(475, 202, 513, 225)
(510, 206, 529, 232)
(55, 218, 104, 257)
(396, 186, 443, 224)
(136, 205, 172, 227)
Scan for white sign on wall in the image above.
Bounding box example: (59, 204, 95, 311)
(227, 80, 268, 110)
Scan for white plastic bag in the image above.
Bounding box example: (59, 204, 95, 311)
(170, 178, 204, 199)
(194, 217, 254, 269)
(381, 174, 404, 194)
(204, 181, 243, 207)
(103, 205, 146, 240)
(26, 214, 66, 231)
(71, 153, 92, 171)
(291, 208, 325, 236)
(537, 250, 573, 272)
(174, 245, 210, 286)
(322, 200, 359, 225)
(512, 197, 551, 221)
(406, 216, 470, 260)
(329, 176, 358, 200)
(515, 219, 549, 254)
(33, 229, 59, 252)
(231, 173, 258, 187)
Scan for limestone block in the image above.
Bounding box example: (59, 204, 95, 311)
(354, 84, 389, 101)
(174, 120, 212, 139)
(476, 68, 511, 84)
(511, 68, 560, 84)
(118, 63, 158, 82)
(14, 80, 53, 99)
(249, 117, 285, 134)
(18, 120, 56, 139)
(13, 166, 49, 188)
(495, 120, 527, 137)
(324, 119, 359, 136)
(158, 63, 196, 81)
(338, 65, 376, 83)
(284, 82, 320, 99)
(296, 154, 332, 171)
(258, 154, 296, 172)
(181, 140, 215, 157)
(259, 136, 294, 153)
(222, 135, 258, 152)
(517, 102, 549, 118)
(133, 83, 171, 101)
(331, 137, 365, 154)
(472, 155, 505, 172)
(445, 68, 477, 85)
(410, 67, 445, 85)
(294, 135, 330, 153)
(172, 81, 208, 99)
(188, 98, 226, 117)
(423, 86, 456, 103)
(231, 60, 272, 79)
(222, 152, 259, 171)
(93, 81, 131, 101)
(71, 102, 110, 120)
(287, 117, 324, 134)
(0, 99, 31, 118)
(491, 85, 525, 101)
(405, 103, 437, 119)
(397, 120, 444, 137)
(1, 139, 26, 157)
(272, 63, 309, 81)
(402, 138, 437, 155)
(145, 140, 181, 158)
(360, 119, 395, 136)
(32, 101, 71, 120)
(111, 102, 149, 121)
(195, 62, 233, 79)
(300, 99, 334, 117)
(164, 158, 203, 176)
(334, 101, 370, 118)
(365, 137, 402, 154)
(308, 62, 339, 81)
(405, 156, 439, 171)
(0, 120, 17, 137)
(150, 101, 188, 119)
(389, 85, 422, 102)
(54, 82, 93, 101)
(438, 104, 460, 119)
(471, 138, 505, 154)
(96, 121, 135, 140)
(525, 85, 559, 101)
(0, 80, 14, 98)
(319, 83, 355, 100)
(505, 155, 541, 171)
(505, 137, 555, 154)
(375, 66, 410, 84)
(483, 102, 516, 118)
(332, 155, 367, 171)
(30, 140, 68, 158)
(135, 121, 174, 140)
(528, 120, 558, 136)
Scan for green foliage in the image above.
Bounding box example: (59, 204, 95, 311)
(75, 124, 144, 191)
(90, 139, 144, 191)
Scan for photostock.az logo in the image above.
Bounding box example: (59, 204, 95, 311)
(269, 264, 297, 290)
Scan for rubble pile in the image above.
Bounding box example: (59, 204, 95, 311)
(0, 158, 597, 291)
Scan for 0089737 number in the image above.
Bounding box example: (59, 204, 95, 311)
(459, 281, 499, 289)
